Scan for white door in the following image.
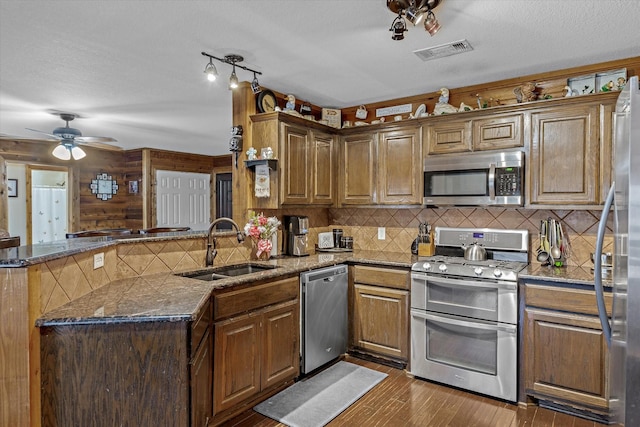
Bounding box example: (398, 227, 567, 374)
(155, 170, 210, 231)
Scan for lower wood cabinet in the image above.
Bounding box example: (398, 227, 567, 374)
(349, 265, 409, 363)
(522, 281, 613, 418)
(212, 276, 299, 420)
(39, 298, 213, 427)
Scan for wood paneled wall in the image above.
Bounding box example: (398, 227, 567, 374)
(0, 140, 231, 233)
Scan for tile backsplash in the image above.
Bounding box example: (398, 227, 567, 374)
(326, 207, 612, 268)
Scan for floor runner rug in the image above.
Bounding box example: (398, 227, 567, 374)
(254, 361, 387, 427)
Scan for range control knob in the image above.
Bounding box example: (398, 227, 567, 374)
(474, 267, 483, 276)
(423, 263, 432, 271)
(493, 269, 503, 277)
(438, 264, 447, 272)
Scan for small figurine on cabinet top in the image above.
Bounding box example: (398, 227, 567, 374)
(285, 94, 296, 110)
(433, 87, 458, 115)
(513, 82, 538, 103)
(246, 147, 258, 160)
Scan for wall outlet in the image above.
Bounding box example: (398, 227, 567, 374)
(93, 252, 105, 269)
(378, 227, 386, 240)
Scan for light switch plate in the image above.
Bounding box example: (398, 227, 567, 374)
(378, 227, 386, 240)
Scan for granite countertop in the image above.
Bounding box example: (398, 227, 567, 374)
(0, 230, 209, 267)
(36, 250, 415, 327)
(520, 263, 612, 288)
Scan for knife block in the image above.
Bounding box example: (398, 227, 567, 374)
(418, 231, 435, 256)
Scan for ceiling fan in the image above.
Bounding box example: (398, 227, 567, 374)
(26, 112, 119, 160)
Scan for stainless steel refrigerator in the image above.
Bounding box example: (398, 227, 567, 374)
(594, 75, 640, 426)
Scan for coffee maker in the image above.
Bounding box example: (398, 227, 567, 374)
(283, 216, 309, 256)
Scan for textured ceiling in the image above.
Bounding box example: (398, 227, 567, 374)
(1, 0, 639, 156)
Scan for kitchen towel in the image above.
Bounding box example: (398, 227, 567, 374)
(255, 163, 270, 198)
(254, 361, 387, 427)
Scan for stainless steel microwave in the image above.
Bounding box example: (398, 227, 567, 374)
(423, 151, 524, 206)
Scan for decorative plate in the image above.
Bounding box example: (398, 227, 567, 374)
(317, 232, 334, 248)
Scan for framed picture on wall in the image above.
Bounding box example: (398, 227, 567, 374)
(8, 179, 17, 197)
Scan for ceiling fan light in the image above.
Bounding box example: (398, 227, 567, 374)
(228, 69, 239, 90)
(52, 143, 71, 160)
(204, 60, 218, 81)
(71, 145, 87, 160)
(424, 11, 441, 36)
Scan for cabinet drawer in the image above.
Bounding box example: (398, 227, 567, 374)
(353, 265, 409, 290)
(191, 298, 211, 353)
(214, 276, 299, 320)
(524, 283, 612, 316)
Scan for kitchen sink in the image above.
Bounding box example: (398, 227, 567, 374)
(177, 263, 279, 281)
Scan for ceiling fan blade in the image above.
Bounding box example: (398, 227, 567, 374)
(76, 139, 122, 151)
(75, 136, 118, 143)
(25, 128, 62, 140)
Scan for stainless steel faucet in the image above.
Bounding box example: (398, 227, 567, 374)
(206, 217, 245, 266)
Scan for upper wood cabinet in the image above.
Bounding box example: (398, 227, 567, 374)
(280, 123, 310, 204)
(425, 112, 523, 154)
(309, 129, 336, 205)
(339, 125, 422, 206)
(528, 97, 616, 207)
(339, 131, 377, 205)
(378, 127, 422, 204)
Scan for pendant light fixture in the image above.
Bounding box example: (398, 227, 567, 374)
(386, 0, 443, 40)
(201, 52, 262, 91)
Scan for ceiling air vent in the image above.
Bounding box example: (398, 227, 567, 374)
(413, 39, 473, 61)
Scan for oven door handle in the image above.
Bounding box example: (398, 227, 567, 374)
(420, 274, 517, 291)
(411, 309, 516, 334)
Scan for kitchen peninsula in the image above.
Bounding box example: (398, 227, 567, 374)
(0, 231, 412, 426)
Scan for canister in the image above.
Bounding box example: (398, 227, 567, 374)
(341, 236, 353, 250)
(333, 228, 343, 248)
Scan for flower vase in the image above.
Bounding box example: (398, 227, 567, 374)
(251, 239, 271, 261)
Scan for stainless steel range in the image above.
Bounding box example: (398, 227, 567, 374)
(410, 227, 529, 402)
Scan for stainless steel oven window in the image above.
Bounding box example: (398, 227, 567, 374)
(425, 314, 498, 375)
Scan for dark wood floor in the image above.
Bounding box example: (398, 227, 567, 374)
(219, 356, 602, 427)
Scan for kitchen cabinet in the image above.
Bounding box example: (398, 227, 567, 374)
(212, 276, 299, 419)
(339, 125, 422, 206)
(349, 265, 409, 364)
(522, 281, 613, 419)
(40, 297, 213, 427)
(339, 131, 377, 205)
(425, 112, 523, 154)
(378, 126, 422, 204)
(250, 113, 337, 207)
(528, 97, 616, 207)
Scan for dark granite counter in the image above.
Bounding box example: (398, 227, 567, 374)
(36, 250, 414, 327)
(520, 263, 612, 288)
(0, 230, 210, 267)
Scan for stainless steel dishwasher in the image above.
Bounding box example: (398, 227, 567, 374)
(300, 264, 348, 374)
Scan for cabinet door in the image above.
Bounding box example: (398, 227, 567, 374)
(339, 132, 377, 205)
(523, 308, 609, 410)
(214, 314, 261, 413)
(310, 130, 335, 205)
(425, 119, 472, 154)
(191, 330, 212, 427)
(529, 104, 599, 205)
(378, 127, 422, 204)
(280, 123, 310, 204)
(261, 300, 300, 390)
(473, 113, 523, 150)
(352, 284, 409, 360)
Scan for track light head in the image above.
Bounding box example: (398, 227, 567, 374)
(424, 10, 441, 36)
(204, 59, 218, 81)
(390, 14, 407, 40)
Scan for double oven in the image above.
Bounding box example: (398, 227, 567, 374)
(409, 227, 528, 402)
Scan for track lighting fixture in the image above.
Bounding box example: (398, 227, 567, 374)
(201, 52, 262, 91)
(386, 0, 443, 40)
(52, 141, 86, 160)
